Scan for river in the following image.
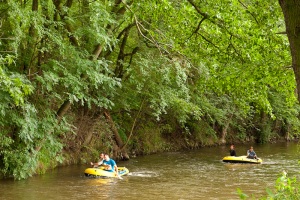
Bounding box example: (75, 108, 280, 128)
(0, 142, 299, 200)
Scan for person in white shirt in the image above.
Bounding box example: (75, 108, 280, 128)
(90, 152, 104, 167)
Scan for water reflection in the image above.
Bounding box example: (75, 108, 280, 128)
(0, 142, 299, 200)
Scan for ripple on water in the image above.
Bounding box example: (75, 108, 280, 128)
(129, 171, 159, 178)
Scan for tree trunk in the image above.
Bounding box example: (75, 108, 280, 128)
(103, 110, 130, 160)
(220, 114, 233, 144)
(56, 100, 71, 122)
(82, 108, 101, 147)
(279, 0, 300, 102)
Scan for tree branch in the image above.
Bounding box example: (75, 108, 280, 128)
(187, 0, 209, 19)
(114, 24, 133, 78)
(187, 16, 207, 40)
(237, 0, 259, 24)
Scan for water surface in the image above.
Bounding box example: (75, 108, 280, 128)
(0, 142, 299, 200)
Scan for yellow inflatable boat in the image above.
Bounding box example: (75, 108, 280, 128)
(222, 156, 262, 164)
(84, 167, 129, 178)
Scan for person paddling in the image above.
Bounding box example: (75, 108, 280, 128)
(247, 146, 257, 159)
(103, 153, 121, 178)
(229, 144, 236, 156)
(90, 152, 105, 168)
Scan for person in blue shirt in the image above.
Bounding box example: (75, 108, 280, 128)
(103, 154, 119, 176)
(247, 146, 257, 159)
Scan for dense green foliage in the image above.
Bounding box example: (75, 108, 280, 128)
(0, 0, 299, 179)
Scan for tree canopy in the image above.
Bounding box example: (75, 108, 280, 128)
(0, 0, 299, 179)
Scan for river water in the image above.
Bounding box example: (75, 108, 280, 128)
(0, 142, 299, 200)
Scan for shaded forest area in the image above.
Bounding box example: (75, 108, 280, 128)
(0, 0, 300, 179)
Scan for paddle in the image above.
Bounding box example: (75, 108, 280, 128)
(116, 167, 123, 179)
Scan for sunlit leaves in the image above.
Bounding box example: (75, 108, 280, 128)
(0, 56, 33, 106)
(128, 0, 298, 140)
